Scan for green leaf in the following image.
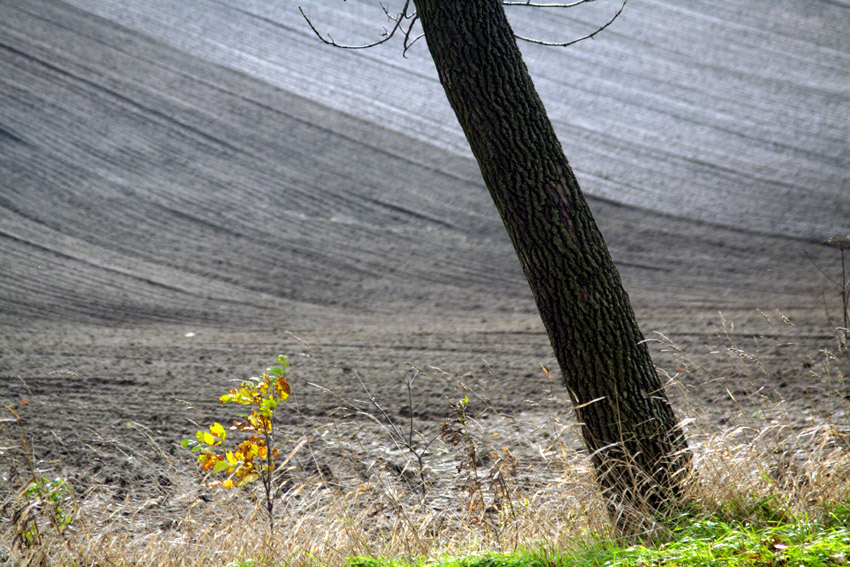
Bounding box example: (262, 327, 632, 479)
(237, 473, 259, 487)
(268, 365, 284, 376)
(260, 397, 277, 415)
(181, 439, 191, 447)
(212, 460, 230, 473)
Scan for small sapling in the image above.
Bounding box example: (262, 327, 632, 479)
(183, 355, 291, 529)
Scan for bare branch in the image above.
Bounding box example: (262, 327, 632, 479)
(504, 0, 596, 8)
(302, 0, 619, 54)
(402, 13, 424, 57)
(299, 1, 413, 50)
(513, 0, 627, 47)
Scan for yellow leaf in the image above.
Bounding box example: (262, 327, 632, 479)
(202, 431, 216, 445)
(222, 479, 234, 489)
(210, 422, 226, 440)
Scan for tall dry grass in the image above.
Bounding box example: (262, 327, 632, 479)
(2, 312, 849, 567)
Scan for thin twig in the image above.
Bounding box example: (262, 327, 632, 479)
(354, 370, 406, 443)
(352, 368, 437, 497)
(805, 249, 840, 287)
(841, 248, 849, 333)
(401, 13, 423, 58)
(407, 370, 419, 448)
(299, 1, 412, 50)
(303, 0, 623, 54)
(514, 0, 627, 47)
(503, 0, 595, 7)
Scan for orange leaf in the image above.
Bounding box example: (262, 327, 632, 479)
(276, 377, 291, 398)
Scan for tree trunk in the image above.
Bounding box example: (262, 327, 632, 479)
(413, 0, 691, 522)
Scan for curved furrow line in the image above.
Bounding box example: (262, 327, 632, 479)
(2, 0, 847, 327)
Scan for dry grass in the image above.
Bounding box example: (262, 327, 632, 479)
(660, 313, 850, 524)
(2, 313, 849, 567)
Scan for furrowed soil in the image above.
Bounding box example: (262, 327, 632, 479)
(1, 0, 849, 523)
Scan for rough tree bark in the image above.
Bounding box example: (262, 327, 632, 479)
(412, 0, 691, 521)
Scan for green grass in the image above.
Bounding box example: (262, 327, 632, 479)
(345, 500, 850, 567)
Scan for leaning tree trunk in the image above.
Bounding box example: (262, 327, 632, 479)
(413, 0, 691, 522)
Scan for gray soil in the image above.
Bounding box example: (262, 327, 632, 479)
(1, 0, 849, 501)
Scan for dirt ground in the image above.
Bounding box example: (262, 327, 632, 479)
(2, 303, 848, 503)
